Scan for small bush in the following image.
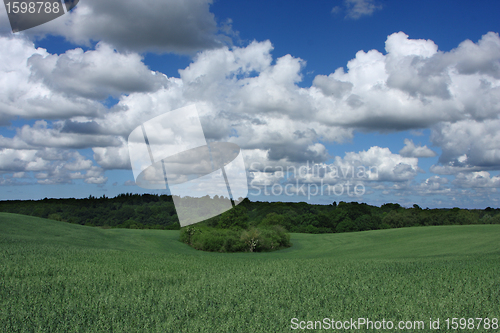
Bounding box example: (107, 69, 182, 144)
(47, 213, 63, 221)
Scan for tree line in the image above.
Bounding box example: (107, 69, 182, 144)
(0, 194, 180, 230)
(1, 193, 499, 233)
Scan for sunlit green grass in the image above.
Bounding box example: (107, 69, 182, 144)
(1, 212, 499, 332)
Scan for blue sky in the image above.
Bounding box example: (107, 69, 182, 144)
(0, 0, 499, 208)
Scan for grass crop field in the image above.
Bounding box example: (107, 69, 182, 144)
(1, 212, 499, 332)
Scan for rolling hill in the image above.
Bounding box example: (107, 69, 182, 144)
(1, 212, 499, 332)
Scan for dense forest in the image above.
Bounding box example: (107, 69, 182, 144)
(1, 193, 499, 233)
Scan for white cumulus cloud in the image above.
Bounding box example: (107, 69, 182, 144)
(1, 0, 230, 54)
(399, 139, 437, 158)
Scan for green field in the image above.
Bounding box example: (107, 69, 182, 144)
(1, 212, 499, 332)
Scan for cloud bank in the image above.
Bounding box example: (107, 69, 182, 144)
(0, 30, 499, 206)
(0, 0, 229, 54)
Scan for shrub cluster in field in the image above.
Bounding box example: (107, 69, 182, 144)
(180, 206, 291, 252)
(180, 225, 291, 252)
